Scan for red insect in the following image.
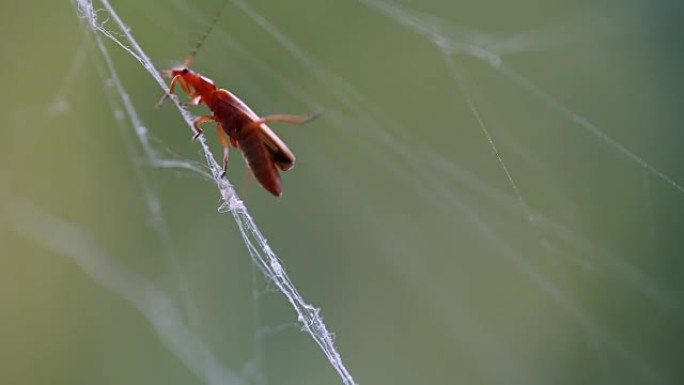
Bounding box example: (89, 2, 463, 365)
(156, 35, 318, 197)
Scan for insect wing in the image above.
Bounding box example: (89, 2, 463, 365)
(214, 89, 296, 171)
(259, 124, 296, 171)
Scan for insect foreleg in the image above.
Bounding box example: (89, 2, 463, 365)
(156, 75, 193, 108)
(180, 95, 203, 108)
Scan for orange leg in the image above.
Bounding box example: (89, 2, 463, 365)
(216, 122, 230, 176)
(156, 74, 193, 108)
(192, 115, 214, 141)
(241, 111, 321, 133)
(180, 95, 203, 108)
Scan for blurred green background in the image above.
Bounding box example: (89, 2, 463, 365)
(2, 0, 684, 384)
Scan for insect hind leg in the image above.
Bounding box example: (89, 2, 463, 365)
(216, 122, 231, 177)
(247, 109, 323, 128)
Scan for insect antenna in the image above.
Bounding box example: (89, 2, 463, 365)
(183, 0, 229, 67)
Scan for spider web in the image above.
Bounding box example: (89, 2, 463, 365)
(2, 0, 684, 384)
(74, 0, 356, 384)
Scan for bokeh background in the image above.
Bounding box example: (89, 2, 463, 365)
(2, 0, 684, 384)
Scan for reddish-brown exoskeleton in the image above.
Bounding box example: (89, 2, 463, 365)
(156, 54, 318, 197)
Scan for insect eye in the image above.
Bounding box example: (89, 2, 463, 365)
(182, 67, 189, 73)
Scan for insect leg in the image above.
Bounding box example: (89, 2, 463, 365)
(180, 95, 203, 108)
(241, 111, 321, 134)
(216, 122, 230, 176)
(251, 110, 322, 127)
(156, 75, 192, 108)
(192, 115, 214, 141)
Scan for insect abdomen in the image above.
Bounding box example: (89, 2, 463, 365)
(238, 129, 282, 196)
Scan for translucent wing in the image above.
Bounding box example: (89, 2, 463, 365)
(214, 89, 296, 171)
(259, 124, 296, 171)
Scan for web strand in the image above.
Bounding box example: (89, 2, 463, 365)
(352, 0, 672, 382)
(3, 191, 245, 385)
(359, 0, 684, 196)
(87, 22, 204, 331)
(73, 1, 358, 384)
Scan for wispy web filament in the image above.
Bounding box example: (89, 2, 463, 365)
(72, 0, 357, 384)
